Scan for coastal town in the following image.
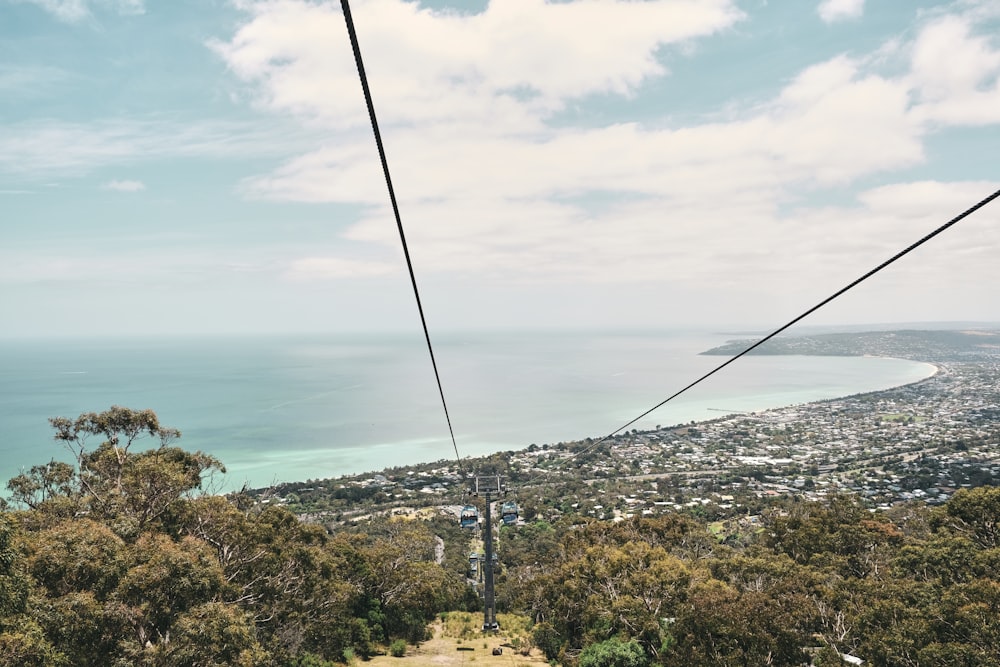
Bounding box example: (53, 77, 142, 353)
(265, 330, 1000, 526)
(7, 330, 1000, 665)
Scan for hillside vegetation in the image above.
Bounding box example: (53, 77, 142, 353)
(702, 329, 1000, 361)
(2, 407, 1000, 666)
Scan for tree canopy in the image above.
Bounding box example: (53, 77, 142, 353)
(2, 406, 1000, 666)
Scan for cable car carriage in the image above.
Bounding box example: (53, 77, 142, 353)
(460, 504, 479, 529)
(501, 500, 518, 526)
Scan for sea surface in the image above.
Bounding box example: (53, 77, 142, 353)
(0, 331, 937, 491)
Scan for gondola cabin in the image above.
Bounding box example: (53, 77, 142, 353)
(460, 505, 479, 529)
(469, 552, 479, 575)
(501, 500, 518, 526)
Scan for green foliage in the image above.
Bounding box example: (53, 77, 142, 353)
(765, 494, 903, 578)
(666, 578, 814, 666)
(0, 619, 67, 667)
(812, 647, 851, 666)
(119, 533, 225, 638)
(6, 460, 75, 512)
(946, 486, 1000, 548)
(155, 602, 269, 666)
(578, 638, 648, 667)
(7, 406, 1000, 666)
(0, 514, 29, 624)
(27, 519, 126, 599)
(34, 407, 224, 535)
(525, 521, 692, 658)
(507, 497, 1000, 666)
(32, 590, 124, 667)
(0, 407, 469, 665)
(356, 520, 463, 641)
(532, 622, 563, 660)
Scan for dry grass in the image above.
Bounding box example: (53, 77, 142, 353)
(363, 614, 549, 667)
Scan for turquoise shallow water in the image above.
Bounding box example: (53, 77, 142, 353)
(0, 331, 935, 490)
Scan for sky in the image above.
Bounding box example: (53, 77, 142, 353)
(2, 0, 999, 338)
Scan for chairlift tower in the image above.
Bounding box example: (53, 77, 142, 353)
(470, 474, 504, 632)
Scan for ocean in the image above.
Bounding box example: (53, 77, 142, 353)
(0, 331, 936, 491)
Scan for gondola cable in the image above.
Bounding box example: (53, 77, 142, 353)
(338, 0, 1000, 480)
(340, 0, 464, 475)
(335, 3, 998, 637)
(571, 185, 1000, 460)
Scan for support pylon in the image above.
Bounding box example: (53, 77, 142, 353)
(470, 475, 503, 632)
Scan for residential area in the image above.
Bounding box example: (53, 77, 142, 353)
(268, 330, 1000, 528)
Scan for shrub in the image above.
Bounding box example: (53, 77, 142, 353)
(578, 639, 648, 667)
(532, 623, 562, 661)
(389, 640, 407, 658)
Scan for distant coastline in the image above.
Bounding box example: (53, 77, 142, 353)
(278, 347, 945, 486)
(0, 330, 977, 491)
(701, 329, 1000, 361)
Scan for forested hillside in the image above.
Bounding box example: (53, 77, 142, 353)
(0, 408, 470, 666)
(702, 329, 1000, 361)
(2, 407, 1000, 666)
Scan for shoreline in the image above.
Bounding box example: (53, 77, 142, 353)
(630, 357, 942, 436)
(254, 354, 946, 487)
(0, 333, 963, 492)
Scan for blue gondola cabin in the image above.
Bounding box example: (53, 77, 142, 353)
(501, 501, 518, 526)
(460, 505, 479, 529)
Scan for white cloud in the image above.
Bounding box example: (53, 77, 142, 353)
(1, 0, 995, 337)
(102, 179, 146, 192)
(284, 256, 397, 281)
(209, 0, 997, 299)
(0, 118, 310, 177)
(817, 0, 864, 24)
(15, 0, 89, 21)
(242, 52, 923, 208)
(831, 180, 1000, 297)
(214, 0, 744, 130)
(857, 180, 999, 220)
(207, 0, 1000, 326)
(0, 252, 188, 285)
(909, 14, 1000, 126)
(12, 0, 144, 21)
(0, 244, 290, 287)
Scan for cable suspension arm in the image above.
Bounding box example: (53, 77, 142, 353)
(575, 186, 1000, 458)
(340, 0, 463, 472)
